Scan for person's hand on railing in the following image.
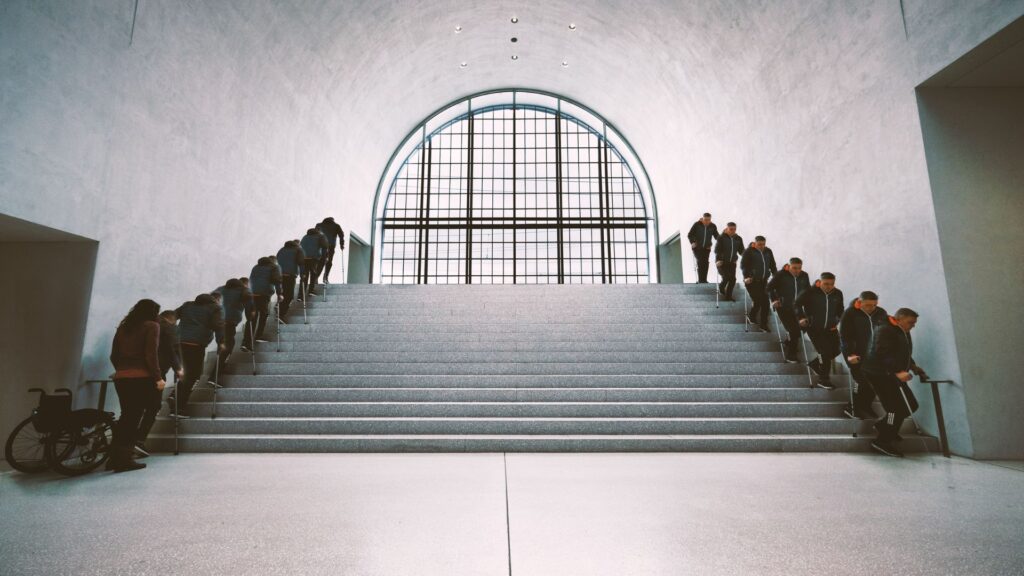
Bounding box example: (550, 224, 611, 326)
(847, 354, 860, 364)
(895, 370, 913, 383)
(799, 318, 809, 327)
(156, 379, 166, 391)
(743, 277, 752, 285)
(771, 300, 781, 309)
(912, 365, 929, 381)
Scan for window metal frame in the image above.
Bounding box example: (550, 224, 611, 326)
(370, 89, 661, 284)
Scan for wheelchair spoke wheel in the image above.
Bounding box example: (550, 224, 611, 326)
(4, 417, 51, 473)
(46, 420, 113, 477)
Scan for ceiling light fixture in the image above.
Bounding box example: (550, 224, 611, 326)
(455, 25, 462, 33)
(568, 23, 576, 30)
(511, 37, 518, 43)
(561, 60, 569, 67)
(460, 62, 468, 68)
(511, 55, 518, 60)
(511, 16, 519, 23)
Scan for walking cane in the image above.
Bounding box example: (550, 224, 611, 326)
(249, 316, 258, 376)
(714, 264, 720, 309)
(276, 292, 282, 353)
(301, 276, 309, 325)
(771, 305, 786, 359)
(211, 351, 220, 420)
(743, 283, 750, 333)
(340, 251, 346, 284)
(799, 330, 816, 388)
(173, 373, 180, 456)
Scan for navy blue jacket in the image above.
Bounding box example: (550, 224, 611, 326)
(865, 320, 917, 376)
(795, 285, 845, 332)
(318, 221, 345, 250)
(277, 245, 306, 276)
(839, 300, 889, 358)
(220, 285, 253, 324)
(768, 268, 811, 310)
(740, 246, 778, 281)
(686, 221, 719, 250)
(250, 264, 282, 297)
(301, 233, 328, 260)
(176, 295, 225, 346)
(714, 234, 744, 264)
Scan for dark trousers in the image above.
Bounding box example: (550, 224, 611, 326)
(693, 248, 711, 283)
(218, 321, 239, 374)
(745, 279, 769, 327)
(847, 363, 877, 413)
(243, 295, 271, 347)
(177, 343, 206, 408)
(113, 378, 154, 458)
(718, 262, 737, 298)
(807, 328, 840, 381)
(281, 274, 296, 315)
(136, 383, 164, 444)
(871, 372, 910, 442)
(303, 258, 321, 292)
(777, 308, 802, 357)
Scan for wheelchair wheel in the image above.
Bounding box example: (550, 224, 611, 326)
(5, 417, 52, 473)
(46, 417, 113, 476)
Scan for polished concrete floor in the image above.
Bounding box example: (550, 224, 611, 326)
(1, 453, 1022, 576)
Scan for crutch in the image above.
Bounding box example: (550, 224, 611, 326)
(173, 373, 180, 455)
(799, 329, 816, 388)
(743, 281, 750, 333)
(714, 264, 720, 309)
(249, 316, 258, 376)
(301, 276, 309, 325)
(210, 350, 220, 420)
(771, 305, 786, 358)
(276, 292, 282, 353)
(340, 251, 346, 284)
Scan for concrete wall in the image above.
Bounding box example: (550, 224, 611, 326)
(0, 240, 97, 467)
(917, 88, 1024, 459)
(3, 0, 1024, 455)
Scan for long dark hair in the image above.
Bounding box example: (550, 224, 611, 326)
(118, 299, 161, 332)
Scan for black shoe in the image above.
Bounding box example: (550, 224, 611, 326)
(166, 397, 190, 419)
(759, 324, 770, 333)
(784, 355, 800, 364)
(815, 378, 836, 390)
(746, 314, 756, 324)
(279, 318, 288, 325)
(255, 338, 270, 343)
(870, 440, 903, 457)
(843, 405, 857, 419)
(240, 345, 253, 353)
(133, 443, 151, 458)
(112, 459, 147, 473)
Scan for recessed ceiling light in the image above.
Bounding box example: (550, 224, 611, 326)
(511, 16, 519, 23)
(511, 37, 518, 43)
(568, 23, 576, 30)
(460, 62, 468, 68)
(455, 25, 462, 33)
(511, 55, 518, 60)
(561, 60, 569, 67)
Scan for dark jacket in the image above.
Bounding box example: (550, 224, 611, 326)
(250, 262, 282, 296)
(110, 321, 162, 381)
(714, 234, 744, 264)
(221, 285, 253, 324)
(157, 318, 182, 375)
(319, 220, 345, 250)
(740, 245, 778, 281)
(795, 285, 845, 331)
(686, 221, 719, 250)
(839, 300, 889, 359)
(176, 294, 225, 346)
(276, 244, 306, 276)
(768, 267, 811, 309)
(865, 319, 917, 376)
(301, 233, 328, 260)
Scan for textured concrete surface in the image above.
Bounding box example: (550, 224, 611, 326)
(1, 453, 1022, 575)
(917, 88, 1024, 458)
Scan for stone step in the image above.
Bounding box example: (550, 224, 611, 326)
(277, 323, 762, 333)
(149, 416, 919, 436)
(214, 374, 815, 388)
(189, 386, 842, 402)
(259, 331, 778, 343)
(221, 361, 807, 376)
(255, 341, 781, 353)
(230, 351, 785, 364)
(147, 433, 938, 453)
(183, 401, 847, 418)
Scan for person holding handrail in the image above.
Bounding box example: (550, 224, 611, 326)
(769, 257, 811, 363)
(865, 308, 928, 457)
(134, 309, 182, 457)
(839, 291, 888, 419)
(740, 235, 778, 332)
(687, 213, 719, 284)
(714, 222, 744, 302)
(796, 272, 845, 389)
(108, 299, 164, 472)
(166, 293, 225, 418)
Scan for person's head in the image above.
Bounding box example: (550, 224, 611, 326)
(725, 222, 737, 235)
(210, 292, 223, 304)
(226, 278, 242, 289)
(700, 212, 712, 225)
(787, 257, 803, 275)
(119, 299, 160, 332)
(306, 228, 318, 236)
(268, 255, 278, 263)
(257, 256, 271, 266)
(819, 272, 835, 292)
(754, 235, 766, 250)
(859, 290, 879, 314)
(324, 217, 335, 223)
(159, 310, 177, 323)
(195, 293, 216, 306)
(893, 307, 919, 332)
(239, 277, 250, 287)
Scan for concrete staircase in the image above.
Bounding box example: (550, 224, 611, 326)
(150, 284, 938, 452)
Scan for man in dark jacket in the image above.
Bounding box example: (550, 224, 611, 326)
(839, 291, 888, 419)
(219, 278, 253, 369)
(243, 257, 282, 351)
(796, 272, 844, 389)
(276, 240, 305, 317)
(686, 213, 719, 284)
(865, 308, 927, 457)
(301, 228, 329, 295)
(740, 235, 778, 332)
(135, 310, 183, 455)
(318, 217, 345, 284)
(167, 294, 225, 417)
(769, 257, 810, 363)
(714, 222, 744, 302)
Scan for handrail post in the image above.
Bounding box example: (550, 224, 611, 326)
(924, 378, 953, 458)
(85, 379, 112, 411)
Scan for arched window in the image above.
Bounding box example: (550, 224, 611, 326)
(372, 90, 658, 284)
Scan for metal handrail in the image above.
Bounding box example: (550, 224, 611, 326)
(83, 379, 112, 411)
(920, 378, 954, 458)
